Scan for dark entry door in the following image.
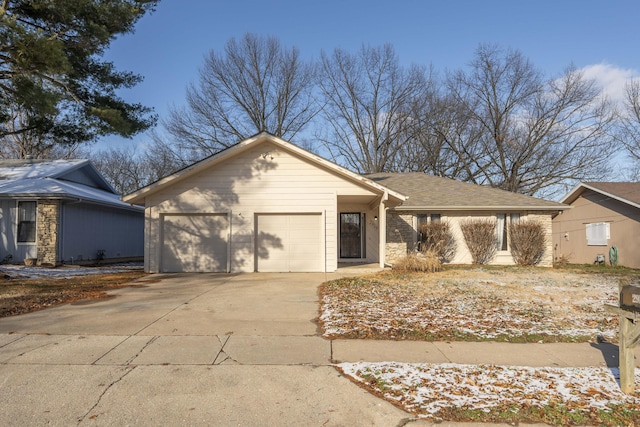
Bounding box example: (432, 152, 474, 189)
(340, 213, 363, 258)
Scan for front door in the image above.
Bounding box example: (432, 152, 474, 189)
(340, 213, 364, 258)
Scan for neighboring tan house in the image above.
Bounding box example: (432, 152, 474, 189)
(552, 182, 640, 268)
(123, 133, 568, 273)
(0, 159, 144, 265)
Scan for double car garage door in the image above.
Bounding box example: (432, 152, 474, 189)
(161, 213, 322, 272)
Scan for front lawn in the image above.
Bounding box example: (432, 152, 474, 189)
(320, 266, 624, 343)
(0, 267, 146, 317)
(321, 266, 640, 426)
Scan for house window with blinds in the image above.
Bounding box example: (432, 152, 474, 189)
(586, 222, 609, 246)
(17, 201, 37, 243)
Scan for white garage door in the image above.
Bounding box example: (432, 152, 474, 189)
(161, 214, 228, 273)
(256, 214, 323, 272)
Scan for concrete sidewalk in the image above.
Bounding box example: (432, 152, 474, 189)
(0, 333, 633, 368)
(0, 272, 636, 426)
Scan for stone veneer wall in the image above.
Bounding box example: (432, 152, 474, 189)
(385, 211, 416, 265)
(36, 200, 60, 266)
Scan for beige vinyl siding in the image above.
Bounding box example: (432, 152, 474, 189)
(143, 141, 377, 272)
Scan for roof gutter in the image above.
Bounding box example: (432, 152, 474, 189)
(393, 205, 571, 211)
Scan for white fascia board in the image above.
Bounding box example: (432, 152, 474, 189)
(561, 183, 640, 210)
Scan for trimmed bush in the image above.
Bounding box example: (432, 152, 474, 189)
(460, 219, 497, 264)
(418, 221, 456, 263)
(393, 250, 441, 272)
(509, 221, 546, 266)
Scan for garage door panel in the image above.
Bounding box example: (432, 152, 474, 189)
(161, 214, 228, 273)
(257, 214, 322, 272)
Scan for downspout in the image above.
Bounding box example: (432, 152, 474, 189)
(379, 191, 388, 268)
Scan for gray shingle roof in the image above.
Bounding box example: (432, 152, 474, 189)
(367, 173, 567, 210)
(579, 182, 640, 206)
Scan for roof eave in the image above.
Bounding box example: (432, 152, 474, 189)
(561, 183, 640, 209)
(123, 133, 408, 204)
(394, 205, 570, 211)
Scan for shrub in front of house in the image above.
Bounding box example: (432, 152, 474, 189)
(418, 221, 456, 263)
(509, 221, 546, 266)
(460, 219, 497, 264)
(393, 250, 441, 272)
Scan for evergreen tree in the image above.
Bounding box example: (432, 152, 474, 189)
(0, 0, 158, 153)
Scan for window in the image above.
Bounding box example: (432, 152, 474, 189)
(586, 222, 609, 246)
(496, 213, 521, 251)
(415, 213, 442, 242)
(17, 201, 36, 243)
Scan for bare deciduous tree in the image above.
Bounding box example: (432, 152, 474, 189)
(0, 105, 89, 159)
(446, 45, 615, 197)
(395, 88, 485, 182)
(164, 33, 317, 158)
(93, 132, 188, 194)
(618, 79, 640, 165)
(318, 44, 429, 173)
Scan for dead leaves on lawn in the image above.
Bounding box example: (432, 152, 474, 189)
(339, 362, 640, 426)
(319, 269, 620, 342)
(0, 271, 147, 317)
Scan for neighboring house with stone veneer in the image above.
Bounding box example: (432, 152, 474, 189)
(0, 159, 143, 265)
(124, 133, 567, 273)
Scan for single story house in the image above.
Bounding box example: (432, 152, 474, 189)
(123, 133, 567, 273)
(0, 159, 144, 265)
(552, 182, 640, 268)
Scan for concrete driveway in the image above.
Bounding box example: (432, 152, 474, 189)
(0, 272, 415, 426)
(0, 271, 630, 427)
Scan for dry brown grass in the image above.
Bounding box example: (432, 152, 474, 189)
(0, 271, 147, 317)
(392, 251, 441, 273)
(319, 266, 624, 342)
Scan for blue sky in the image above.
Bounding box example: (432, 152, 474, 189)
(100, 0, 640, 150)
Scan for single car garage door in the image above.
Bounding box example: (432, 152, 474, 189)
(161, 213, 228, 272)
(256, 213, 323, 272)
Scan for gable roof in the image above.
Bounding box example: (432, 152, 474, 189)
(561, 182, 640, 209)
(123, 132, 407, 205)
(368, 173, 568, 211)
(0, 159, 138, 210)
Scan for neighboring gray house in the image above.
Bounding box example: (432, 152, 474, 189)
(124, 133, 567, 273)
(0, 159, 143, 265)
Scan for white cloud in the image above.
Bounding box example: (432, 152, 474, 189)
(578, 63, 640, 103)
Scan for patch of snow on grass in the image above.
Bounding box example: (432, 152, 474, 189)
(339, 362, 640, 418)
(320, 270, 621, 341)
